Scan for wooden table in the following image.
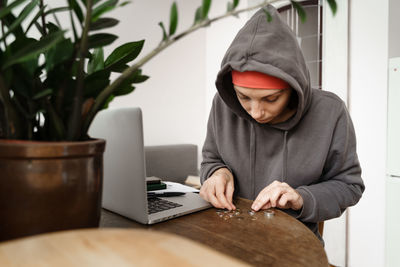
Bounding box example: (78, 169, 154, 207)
(101, 198, 328, 267)
(0, 229, 247, 266)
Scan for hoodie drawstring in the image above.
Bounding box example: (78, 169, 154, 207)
(250, 124, 256, 198)
(282, 131, 288, 182)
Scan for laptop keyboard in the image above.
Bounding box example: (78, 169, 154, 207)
(147, 197, 182, 214)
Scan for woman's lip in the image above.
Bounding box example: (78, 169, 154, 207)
(256, 119, 270, 123)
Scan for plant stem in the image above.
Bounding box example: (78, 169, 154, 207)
(0, 0, 6, 49)
(67, 0, 93, 140)
(82, 0, 276, 135)
(0, 74, 20, 139)
(40, 0, 47, 35)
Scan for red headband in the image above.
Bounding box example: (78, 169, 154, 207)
(231, 70, 290, 89)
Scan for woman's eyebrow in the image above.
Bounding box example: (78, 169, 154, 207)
(265, 91, 284, 97)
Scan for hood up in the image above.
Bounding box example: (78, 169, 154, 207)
(215, 5, 312, 131)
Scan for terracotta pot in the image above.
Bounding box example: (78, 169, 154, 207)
(0, 139, 105, 241)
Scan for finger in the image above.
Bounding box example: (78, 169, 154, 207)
(208, 192, 223, 209)
(225, 182, 236, 210)
(199, 184, 208, 201)
(278, 193, 290, 209)
(252, 192, 270, 211)
(215, 182, 232, 210)
(280, 190, 303, 210)
(270, 186, 290, 207)
(260, 202, 272, 210)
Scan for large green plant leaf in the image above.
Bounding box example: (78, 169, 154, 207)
(102, 94, 114, 109)
(26, 6, 70, 34)
(0, 0, 29, 20)
(326, 0, 337, 15)
(104, 40, 144, 71)
(33, 88, 53, 100)
(0, 0, 39, 42)
(119, 1, 131, 7)
(92, 0, 118, 22)
(114, 85, 134, 96)
(87, 33, 117, 49)
(194, 6, 202, 25)
(169, 2, 178, 36)
(45, 38, 74, 71)
(68, 0, 84, 23)
(90, 17, 119, 31)
(158, 22, 168, 42)
(2, 31, 65, 70)
(201, 0, 211, 19)
(88, 48, 104, 74)
(84, 69, 111, 98)
(263, 8, 272, 22)
(290, 1, 306, 23)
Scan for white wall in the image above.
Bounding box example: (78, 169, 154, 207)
(348, 0, 388, 266)
(322, 1, 348, 265)
(107, 0, 207, 158)
(205, 1, 249, 122)
(389, 0, 400, 58)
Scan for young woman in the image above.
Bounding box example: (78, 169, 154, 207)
(199, 5, 365, 242)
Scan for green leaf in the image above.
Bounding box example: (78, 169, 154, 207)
(84, 69, 111, 98)
(158, 22, 168, 42)
(25, 6, 70, 34)
(119, 1, 131, 7)
(233, 0, 239, 8)
(2, 31, 65, 70)
(114, 85, 135, 96)
(87, 33, 118, 49)
(201, 0, 211, 19)
(113, 69, 146, 96)
(45, 38, 74, 71)
(194, 6, 202, 24)
(169, 2, 178, 36)
(132, 74, 149, 84)
(46, 22, 61, 33)
(88, 48, 104, 74)
(24, 3, 47, 34)
(90, 17, 119, 31)
(104, 40, 145, 71)
(326, 0, 337, 16)
(92, 0, 118, 22)
(33, 89, 53, 100)
(227, 2, 233, 12)
(122, 69, 148, 84)
(291, 1, 306, 23)
(0, 0, 29, 20)
(110, 64, 129, 73)
(68, 0, 84, 23)
(263, 8, 272, 22)
(0, 0, 39, 42)
(102, 94, 114, 109)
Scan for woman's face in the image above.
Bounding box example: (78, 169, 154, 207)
(234, 85, 293, 124)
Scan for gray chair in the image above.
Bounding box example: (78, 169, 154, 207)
(144, 144, 198, 184)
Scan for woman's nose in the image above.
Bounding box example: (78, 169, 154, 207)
(250, 102, 264, 120)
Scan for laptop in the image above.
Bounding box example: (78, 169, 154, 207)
(88, 107, 211, 224)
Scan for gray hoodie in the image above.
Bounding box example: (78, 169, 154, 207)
(200, 5, 365, 241)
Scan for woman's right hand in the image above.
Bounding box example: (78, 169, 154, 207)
(199, 168, 236, 210)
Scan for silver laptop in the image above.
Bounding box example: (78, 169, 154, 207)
(88, 107, 211, 224)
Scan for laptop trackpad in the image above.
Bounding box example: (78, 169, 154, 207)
(148, 192, 211, 224)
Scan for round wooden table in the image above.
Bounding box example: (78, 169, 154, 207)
(0, 228, 248, 266)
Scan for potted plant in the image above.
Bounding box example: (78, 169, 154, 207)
(0, 0, 336, 241)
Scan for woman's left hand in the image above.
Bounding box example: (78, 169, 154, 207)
(251, 180, 303, 211)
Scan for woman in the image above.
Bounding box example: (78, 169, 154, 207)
(199, 5, 365, 242)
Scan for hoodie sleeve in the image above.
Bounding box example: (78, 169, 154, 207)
(200, 97, 232, 184)
(295, 103, 365, 223)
